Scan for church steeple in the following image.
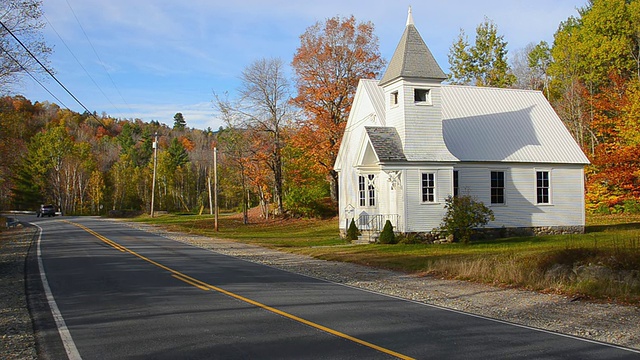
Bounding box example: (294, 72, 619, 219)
(406, 6, 414, 26)
(379, 7, 446, 86)
(379, 8, 457, 163)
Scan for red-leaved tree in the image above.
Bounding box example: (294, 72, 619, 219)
(291, 15, 385, 204)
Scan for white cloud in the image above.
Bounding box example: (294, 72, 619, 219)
(25, 0, 586, 131)
(109, 101, 223, 130)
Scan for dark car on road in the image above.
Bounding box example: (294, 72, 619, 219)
(37, 204, 57, 217)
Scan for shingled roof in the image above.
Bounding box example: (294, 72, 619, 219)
(365, 126, 407, 162)
(379, 8, 446, 86)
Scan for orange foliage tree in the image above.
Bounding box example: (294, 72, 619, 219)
(291, 15, 385, 203)
(549, 0, 640, 213)
(585, 75, 640, 212)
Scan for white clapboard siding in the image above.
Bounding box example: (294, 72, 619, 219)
(336, 80, 386, 232)
(403, 166, 454, 232)
(456, 163, 586, 228)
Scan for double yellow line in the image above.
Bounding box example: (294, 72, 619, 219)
(64, 220, 414, 360)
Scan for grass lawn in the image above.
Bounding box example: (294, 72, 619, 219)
(134, 213, 640, 304)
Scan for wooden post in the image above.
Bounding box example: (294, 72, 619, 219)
(150, 132, 158, 217)
(214, 147, 219, 231)
(207, 166, 213, 215)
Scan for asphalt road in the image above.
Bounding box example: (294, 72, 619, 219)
(27, 216, 639, 359)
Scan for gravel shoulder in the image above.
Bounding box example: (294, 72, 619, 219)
(119, 220, 640, 351)
(0, 225, 38, 360)
(2, 219, 639, 358)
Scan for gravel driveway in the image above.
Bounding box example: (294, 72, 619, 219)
(1, 220, 639, 358)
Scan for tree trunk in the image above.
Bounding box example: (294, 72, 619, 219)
(329, 169, 339, 206)
(244, 188, 250, 225)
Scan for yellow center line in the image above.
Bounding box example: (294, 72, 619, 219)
(172, 274, 210, 291)
(64, 220, 415, 360)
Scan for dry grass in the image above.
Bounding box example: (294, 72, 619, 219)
(135, 212, 640, 304)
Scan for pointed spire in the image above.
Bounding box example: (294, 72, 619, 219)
(380, 8, 447, 85)
(406, 6, 414, 26)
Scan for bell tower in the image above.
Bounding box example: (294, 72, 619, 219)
(379, 7, 456, 162)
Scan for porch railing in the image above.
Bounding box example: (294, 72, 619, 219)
(358, 214, 399, 232)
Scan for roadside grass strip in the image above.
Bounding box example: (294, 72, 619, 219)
(65, 220, 415, 360)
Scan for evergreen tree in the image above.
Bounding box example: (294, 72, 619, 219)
(11, 156, 42, 210)
(173, 112, 186, 130)
(346, 218, 360, 240)
(378, 220, 396, 244)
(118, 122, 136, 155)
(448, 17, 515, 87)
(167, 137, 189, 169)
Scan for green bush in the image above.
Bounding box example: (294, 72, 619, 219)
(283, 185, 330, 218)
(346, 218, 360, 240)
(623, 199, 640, 214)
(397, 233, 422, 244)
(440, 195, 494, 244)
(594, 203, 611, 215)
(378, 220, 396, 244)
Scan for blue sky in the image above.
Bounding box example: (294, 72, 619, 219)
(16, 0, 586, 130)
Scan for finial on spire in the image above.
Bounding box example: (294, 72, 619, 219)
(406, 6, 414, 26)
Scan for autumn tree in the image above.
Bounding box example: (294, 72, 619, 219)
(548, 17, 590, 149)
(0, 0, 52, 91)
(188, 129, 217, 212)
(448, 17, 515, 87)
(549, 0, 640, 151)
(216, 127, 253, 224)
(0, 95, 44, 208)
(528, 41, 552, 97)
(512, 41, 552, 97)
(215, 58, 290, 215)
(110, 152, 143, 211)
(17, 125, 74, 209)
(291, 15, 385, 204)
(575, 0, 639, 86)
(282, 138, 331, 218)
(548, 0, 640, 212)
(87, 169, 105, 214)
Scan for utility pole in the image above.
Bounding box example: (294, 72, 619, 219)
(150, 132, 158, 217)
(214, 147, 219, 231)
(207, 167, 213, 215)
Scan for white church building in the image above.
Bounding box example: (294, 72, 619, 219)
(334, 10, 590, 240)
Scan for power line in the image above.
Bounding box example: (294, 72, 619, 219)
(0, 43, 70, 108)
(43, 12, 123, 114)
(0, 18, 107, 127)
(64, 0, 134, 115)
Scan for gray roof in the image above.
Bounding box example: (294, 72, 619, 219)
(441, 85, 590, 164)
(365, 127, 407, 161)
(357, 83, 589, 165)
(379, 24, 447, 86)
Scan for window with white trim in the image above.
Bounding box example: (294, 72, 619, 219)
(358, 174, 376, 207)
(421, 173, 436, 202)
(453, 170, 459, 198)
(536, 171, 550, 204)
(391, 91, 399, 106)
(414, 88, 430, 103)
(490, 171, 505, 204)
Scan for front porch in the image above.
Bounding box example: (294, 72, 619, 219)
(349, 213, 400, 244)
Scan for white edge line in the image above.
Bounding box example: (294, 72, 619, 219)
(34, 223, 83, 360)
